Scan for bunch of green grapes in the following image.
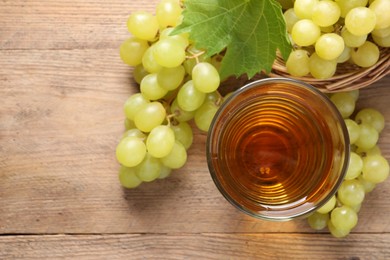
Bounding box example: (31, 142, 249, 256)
(307, 90, 389, 238)
(282, 0, 389, 79)
(117, 0, 223, 188)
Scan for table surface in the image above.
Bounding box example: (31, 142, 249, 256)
(1, 0, 389, 259)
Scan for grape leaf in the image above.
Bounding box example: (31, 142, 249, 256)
(173, 0, 292, 79)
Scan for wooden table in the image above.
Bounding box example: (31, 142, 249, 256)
(1, 0, 389, 259)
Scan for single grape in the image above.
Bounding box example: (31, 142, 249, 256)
(192, 62, 220, 93)
(291, 19, 321, 46)
(133, 64, 149, 84)
(194, 101, 219, 132)
(351, 41, 380, 67)
(135, 153, 162, 182)
(337, 179, 365, 206)
(120, 37, 149, 66)
(153, 38, 186, 68)
(177, 80, 206, 112)
(170, 98, 195, 122)
(307, 212, 329, 230)
(160, 27, 189, 49)
(119, 166, 142, 189)
(312, 0, 341, 27)
(371, 26, 390, 37)
(345, 7, 377, 36)
(161, 141, 187, 169)
(156, 0, 183, 28)
(372, 33, 390, 47)
(283, 8, 300, 33)
(331, 205, 358, 231)
(341, 28, 368, 48)
(344, 119, 360, 145)
(171, 121, 194, 150)
(315, 33, 345, 60)
(335, 0, 369, 18)
(317, 195, 336, 214)
(294, 0, 319, 19)
(330, 92, 356, 118)
(142, 46, 163, 73)
(369, 0, 390, 29)
(355, 123, 379, 150)
(146, 125, 175, 158)
(356, 145, 382, 158)
(116, 136, 147, 167)
(140, 73, 168, 100)
(127, 11, 159, 41)
(336, 46, 351, 63)
(286, 49, 310, 77)
(362, 154, 390, 184)
(309, 53, 337, 79)
(158, 165, 172, 179)
(157, 65, 185, 91)
(327, 219, 351, 238)
(357, 174, 376, 193)
(123, 93, 150, 121)
(347, 89, 360, 102)
(345, 152, 363, 180)
(122, 128, 146, 140)
(134, 102, 166, 132)
(355, 108, 385, 133)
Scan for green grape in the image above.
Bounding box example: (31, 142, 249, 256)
(133, 64, 149, 84)
(372, 33, 390, 47)
(347, 89, 360, 102)
(125, 118, 136, 130)
(194, 101, 219, 132)
(205, 91, 221, 103)
(327, 219, 351, 238)
(192, 62, 220, 93)
(140, 73, 168, 100)
(153, 38, 186, 68)
(317, 195, 336, 214)
(362, 154, 390, 184)
(122, 128, 146, 140)
(337, 179, 365, 206)
(286, 49, 310, 77)
(307, 212, 329, 230)
(161, 141, 187, 169)
(119, 166, 142, 189)
(291, 19, 321, 46)
(357, 174, 376, 193)
(344, 119, 360, 145)
(309, 53, 337, 79)
(146, 125, 175, 158)
(135, 153, 161, 182)
(345, 7, 377, 36)
(336, 0, 369, 18)
(177, 80, 206, 112)
(120, 37, 149, 66)
(345, 152, 363, 180)
(134, 102, 166, 132)
(312, 0, 341, 27)
(283, 8, 300, 33)
(315, 33, 345, 60)
(330, 92, 356, 118)
(355, 123, 379, 150)
(157, 66, 185, 91)
(171, 121, 193, 150)
(142, 46, 163, 73)
(124, 93, 150, 121)
(160, 27, 189, 49)
(116, 136, 147, 167)
(356, 145, 381, 158)
(170, 98, 195, 122)
(127, 11, 159, 41)
(355, 108, 385, 133)
(156, 0, 183, 28)
(341, 28, 367, 48)
(351, 41, 380, 68)
(294, 0, 319, 19)
(184, 46, 209, 75)
(158, 165, 172, 179)
(331, 205, 358, 231)
(369, 0, 390, 29)
(371, 26, 390, 38)
(336, 46, 351, 63)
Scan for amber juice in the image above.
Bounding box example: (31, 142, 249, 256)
(207, 78, 349, 221)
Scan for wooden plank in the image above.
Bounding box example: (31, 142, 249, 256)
(0, 48, 389, 234)
(0, 233, 389, 259)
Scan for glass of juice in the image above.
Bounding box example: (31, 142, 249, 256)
(207, 78, 350, 221)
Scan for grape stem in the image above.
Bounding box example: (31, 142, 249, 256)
(186, 50, 206, 63)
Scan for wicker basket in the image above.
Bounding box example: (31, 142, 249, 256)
(220, 47, 389, 94)
(269, 47, 390, 92)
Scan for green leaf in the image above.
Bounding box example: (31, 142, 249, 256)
(173, 0, 292, 79)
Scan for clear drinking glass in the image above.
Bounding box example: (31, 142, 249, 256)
(207, 78, 350, 221)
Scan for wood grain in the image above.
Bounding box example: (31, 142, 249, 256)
(0, 0, 390, 258)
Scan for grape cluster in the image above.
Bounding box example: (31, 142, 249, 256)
(307, 90, 389, 238)
(117, 0, 223, 188)
(282, 0, 389, 79)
